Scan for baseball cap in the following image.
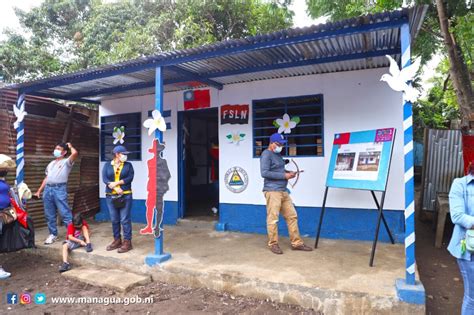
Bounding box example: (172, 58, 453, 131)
(112, 145, 130, 154)
(269, 133, 287, 144)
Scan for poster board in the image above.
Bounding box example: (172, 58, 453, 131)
(326, 128, 396, 192)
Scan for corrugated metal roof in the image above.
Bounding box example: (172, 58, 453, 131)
(3, 6, 427, 102)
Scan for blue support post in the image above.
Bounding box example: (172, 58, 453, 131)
(15, 93, 26, 185)
(395, 23, 425, 305)
(145, 66, 172, 266)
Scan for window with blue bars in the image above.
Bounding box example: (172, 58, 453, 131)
(100, 112, 142, 161)
(253, 94, 324, 157)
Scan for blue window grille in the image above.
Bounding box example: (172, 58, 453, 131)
(252, 94, 324, 157)
(100, 112, 142, 161)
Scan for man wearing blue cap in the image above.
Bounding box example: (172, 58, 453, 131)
(260, 133, 312, 254)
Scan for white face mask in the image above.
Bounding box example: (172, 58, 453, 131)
(119, 154, 128, 162)
(53, 149, 63, 158)
(273, 146, 283, 154)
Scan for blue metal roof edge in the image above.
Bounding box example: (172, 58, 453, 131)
(3, 6, 426, 95)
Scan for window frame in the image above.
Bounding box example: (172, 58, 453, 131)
(252, 94, 324, 158)
(100, 112, 142, 162)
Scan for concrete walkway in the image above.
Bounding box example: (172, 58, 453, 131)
(29, 220, 424, 314)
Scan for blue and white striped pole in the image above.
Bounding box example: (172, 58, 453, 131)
(401, 23, 416, 285)
(15, 93, 26, 186)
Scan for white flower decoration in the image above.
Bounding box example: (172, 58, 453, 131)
(143, 110, 167, 136)
(226, 132, 246, 145)
(112, 126, 125, 144)
(275, 114, 297, 134)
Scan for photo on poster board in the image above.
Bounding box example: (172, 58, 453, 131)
(326, 128, 396, 191)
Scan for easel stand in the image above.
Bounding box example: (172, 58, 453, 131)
(314, 186, 395, 267)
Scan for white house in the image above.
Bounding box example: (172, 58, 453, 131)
(5, 6, 428, 297)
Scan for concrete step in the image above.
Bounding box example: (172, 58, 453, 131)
(31, 223, 425, 314)
(26, 244, 152, 277)
(62, 267, 151, 292)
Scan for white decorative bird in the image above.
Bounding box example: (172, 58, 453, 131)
(13, 102, 27, 129)
(380, 55, 421, 102)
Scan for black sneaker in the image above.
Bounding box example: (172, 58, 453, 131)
(86, 243, 93, 253)
(59, 262, 71, 273)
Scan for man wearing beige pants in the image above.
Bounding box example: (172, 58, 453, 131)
(260, 133, 313, 255)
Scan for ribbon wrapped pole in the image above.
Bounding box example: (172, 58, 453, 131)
(15, 93, 26, 185)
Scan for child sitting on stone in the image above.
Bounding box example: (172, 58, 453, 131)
(59, 213, 93, 273)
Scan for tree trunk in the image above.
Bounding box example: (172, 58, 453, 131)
(435, 0, 474, 131)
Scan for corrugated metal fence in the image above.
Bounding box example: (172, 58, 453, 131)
(0, 90, 99, 228)
(421, 129, 464, 212)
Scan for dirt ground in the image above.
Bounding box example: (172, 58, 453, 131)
(415, 187, 464, 314)
(0, 185, 464, 314)
(0, 252, 319, 315)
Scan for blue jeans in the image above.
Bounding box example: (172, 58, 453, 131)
(43, 184, 73, 236)
(458, 258, 474, 315)
(106, 194, 133, 241)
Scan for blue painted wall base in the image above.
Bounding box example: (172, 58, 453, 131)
(96, 199, 405, 243)
(218, 203, 405, 243)
(395, 278, 425, 305)
(215, 222, 227, 231)
(96, 199, 178, 225)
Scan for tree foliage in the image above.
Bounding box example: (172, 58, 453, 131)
(306, 0, 473, 130)
(0, 0, 293, 82)
(413, 59, 461, 139)
(306, 0, 472, 65)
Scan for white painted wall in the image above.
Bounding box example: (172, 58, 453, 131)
(100, 67, 405, 211)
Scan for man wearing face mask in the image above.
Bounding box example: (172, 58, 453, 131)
(260, 133, 312, 255)
(34, 142, 78, 244)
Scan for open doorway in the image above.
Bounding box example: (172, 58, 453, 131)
(178, 108, 219, 221)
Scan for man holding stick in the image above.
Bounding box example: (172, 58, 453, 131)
(260, 133, 312, 255)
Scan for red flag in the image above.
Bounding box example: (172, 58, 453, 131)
(462, 134, 474, 175)
(184, 89, 210, 110)
(333, 132, 350, 145)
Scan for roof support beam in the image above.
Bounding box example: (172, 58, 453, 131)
(38, 75, 195, 100)
(48, 81, 156, 99)
(15, 17, 407, 94)
(168, 66, 223, 90)
(27, 91, 101, 104)
(31, 47, 398, 101)
(203, 48, 400, 79)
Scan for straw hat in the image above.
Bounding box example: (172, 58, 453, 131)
(0, 154, 15, 171)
